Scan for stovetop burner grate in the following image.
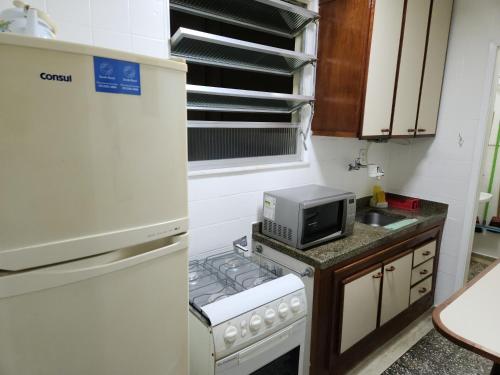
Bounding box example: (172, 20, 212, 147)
(189, 250, 282, 311)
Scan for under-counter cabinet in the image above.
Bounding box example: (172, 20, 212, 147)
(310, 225, 443, 375)
(340, 265, 382, 354)
(379, 252, 413, 325)
(312, 0, 453, 139)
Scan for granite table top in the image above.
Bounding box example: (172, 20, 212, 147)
(252, 196, 448, 270)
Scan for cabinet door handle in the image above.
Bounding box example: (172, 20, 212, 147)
(420, 269, 429, 276)
(417, 129, 426, 133)
(381, 129, 390, 133)
(418, 287, 428, 294)
(372, 272, 383, 279)
(385, 266, 396, 272)
(407, 129, 416, 133)
(422, 251, 431, 256)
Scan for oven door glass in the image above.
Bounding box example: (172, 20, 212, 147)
(250, 346, 299, 375)
(301, 200, 344, 245)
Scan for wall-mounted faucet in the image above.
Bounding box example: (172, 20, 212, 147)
(348, 145, 384, 179)
(348, 157, 365, 171)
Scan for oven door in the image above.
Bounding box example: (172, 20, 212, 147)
(215, 318, 306, 375)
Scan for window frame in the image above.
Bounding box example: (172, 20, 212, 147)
(167, 0, 319, 172)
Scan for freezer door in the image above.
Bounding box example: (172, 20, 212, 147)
(0, 35, 188, 270)
(0, 234, 188, 375)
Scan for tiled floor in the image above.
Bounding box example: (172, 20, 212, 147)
(346, 258, 493, 375)
(346, 313, 435, 375)
(382, 329, 493, 375)
(468, 259, 491, 281)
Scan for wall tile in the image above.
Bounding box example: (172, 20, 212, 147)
(130, 0, 165, 39)
(0, 0, 46, 11)
(132, 35, 166, 58)
(46, 0, 91, 26)
(56, 22, 92, 45)
(189, 191, 261, 229)
(92, 28, 132, 52)
(434, 271, 457, 305)
(189, 216, 257, 257)
(90, 0, 130, 33)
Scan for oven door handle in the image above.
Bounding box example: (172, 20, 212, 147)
(238, 319, 305, 365)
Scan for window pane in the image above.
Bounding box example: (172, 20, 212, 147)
(188, 128, 298, 161)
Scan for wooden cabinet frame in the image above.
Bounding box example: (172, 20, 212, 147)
(312, 0, 453, 140)
(309, 222, 444, 375)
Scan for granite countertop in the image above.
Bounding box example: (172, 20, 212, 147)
(252, 195, 448, 270)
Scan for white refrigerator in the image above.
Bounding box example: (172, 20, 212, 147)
(0, 33, 189, 375)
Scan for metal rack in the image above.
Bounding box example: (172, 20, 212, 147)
(170, 0, 318, 39)
(171, 28, 316, 76)
(188, 250, 279, 308)
(187, 85, 314, 113)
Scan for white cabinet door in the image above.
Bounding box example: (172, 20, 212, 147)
(340, 266, 383, 353)
(380, 253, 413, 326)
(416, 0, 454, 135)
(362, 0, 405, 137)
(391, 0, 432, 136)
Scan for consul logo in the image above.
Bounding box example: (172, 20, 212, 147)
(40, 72, 72, 82)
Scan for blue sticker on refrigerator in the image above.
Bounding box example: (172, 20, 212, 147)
(93, 56, 141, 95)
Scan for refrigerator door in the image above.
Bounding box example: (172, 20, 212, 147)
(0, 233, 188, 375)
(0, 34, 188, 270)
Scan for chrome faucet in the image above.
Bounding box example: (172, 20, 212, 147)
(348, 157, 366, 171)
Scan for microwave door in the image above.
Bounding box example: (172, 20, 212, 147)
(301, 200, 344, 246)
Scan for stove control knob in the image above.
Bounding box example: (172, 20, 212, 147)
(290, 297, 301, 313)
(223, 325, 238, 345)
(278, 303, 289, 319)
(264, 308, 276, 324)
(249, 314, 263, 332)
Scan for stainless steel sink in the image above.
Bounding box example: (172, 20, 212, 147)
(356, 210, 406, 227)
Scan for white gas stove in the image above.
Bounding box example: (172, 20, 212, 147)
(189, 246, 307, 375)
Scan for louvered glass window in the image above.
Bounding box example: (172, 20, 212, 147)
(188, 127, 298, 161)
(169, 0, 317, 168)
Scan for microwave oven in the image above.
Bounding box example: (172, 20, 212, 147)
(262, 185, 356, 250)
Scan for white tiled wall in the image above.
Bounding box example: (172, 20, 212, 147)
(189, 137, 391, 255)
(0, 0, 169, 57)
(386, 0, 500, 303)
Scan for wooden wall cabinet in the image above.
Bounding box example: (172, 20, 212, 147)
(312, 0, 453, 139)
(310, 224, 444, 375)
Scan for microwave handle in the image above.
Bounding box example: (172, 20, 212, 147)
(343, 199, 348, 227)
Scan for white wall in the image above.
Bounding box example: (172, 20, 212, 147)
(189, 138, 390, 256)
(0, 0, 170, 58)
(386, 0, 500, 303)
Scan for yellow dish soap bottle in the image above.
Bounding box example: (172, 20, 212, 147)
(370, 181, 388, 208)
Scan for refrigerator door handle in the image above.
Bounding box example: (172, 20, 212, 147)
(0, 233, 188, 299)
